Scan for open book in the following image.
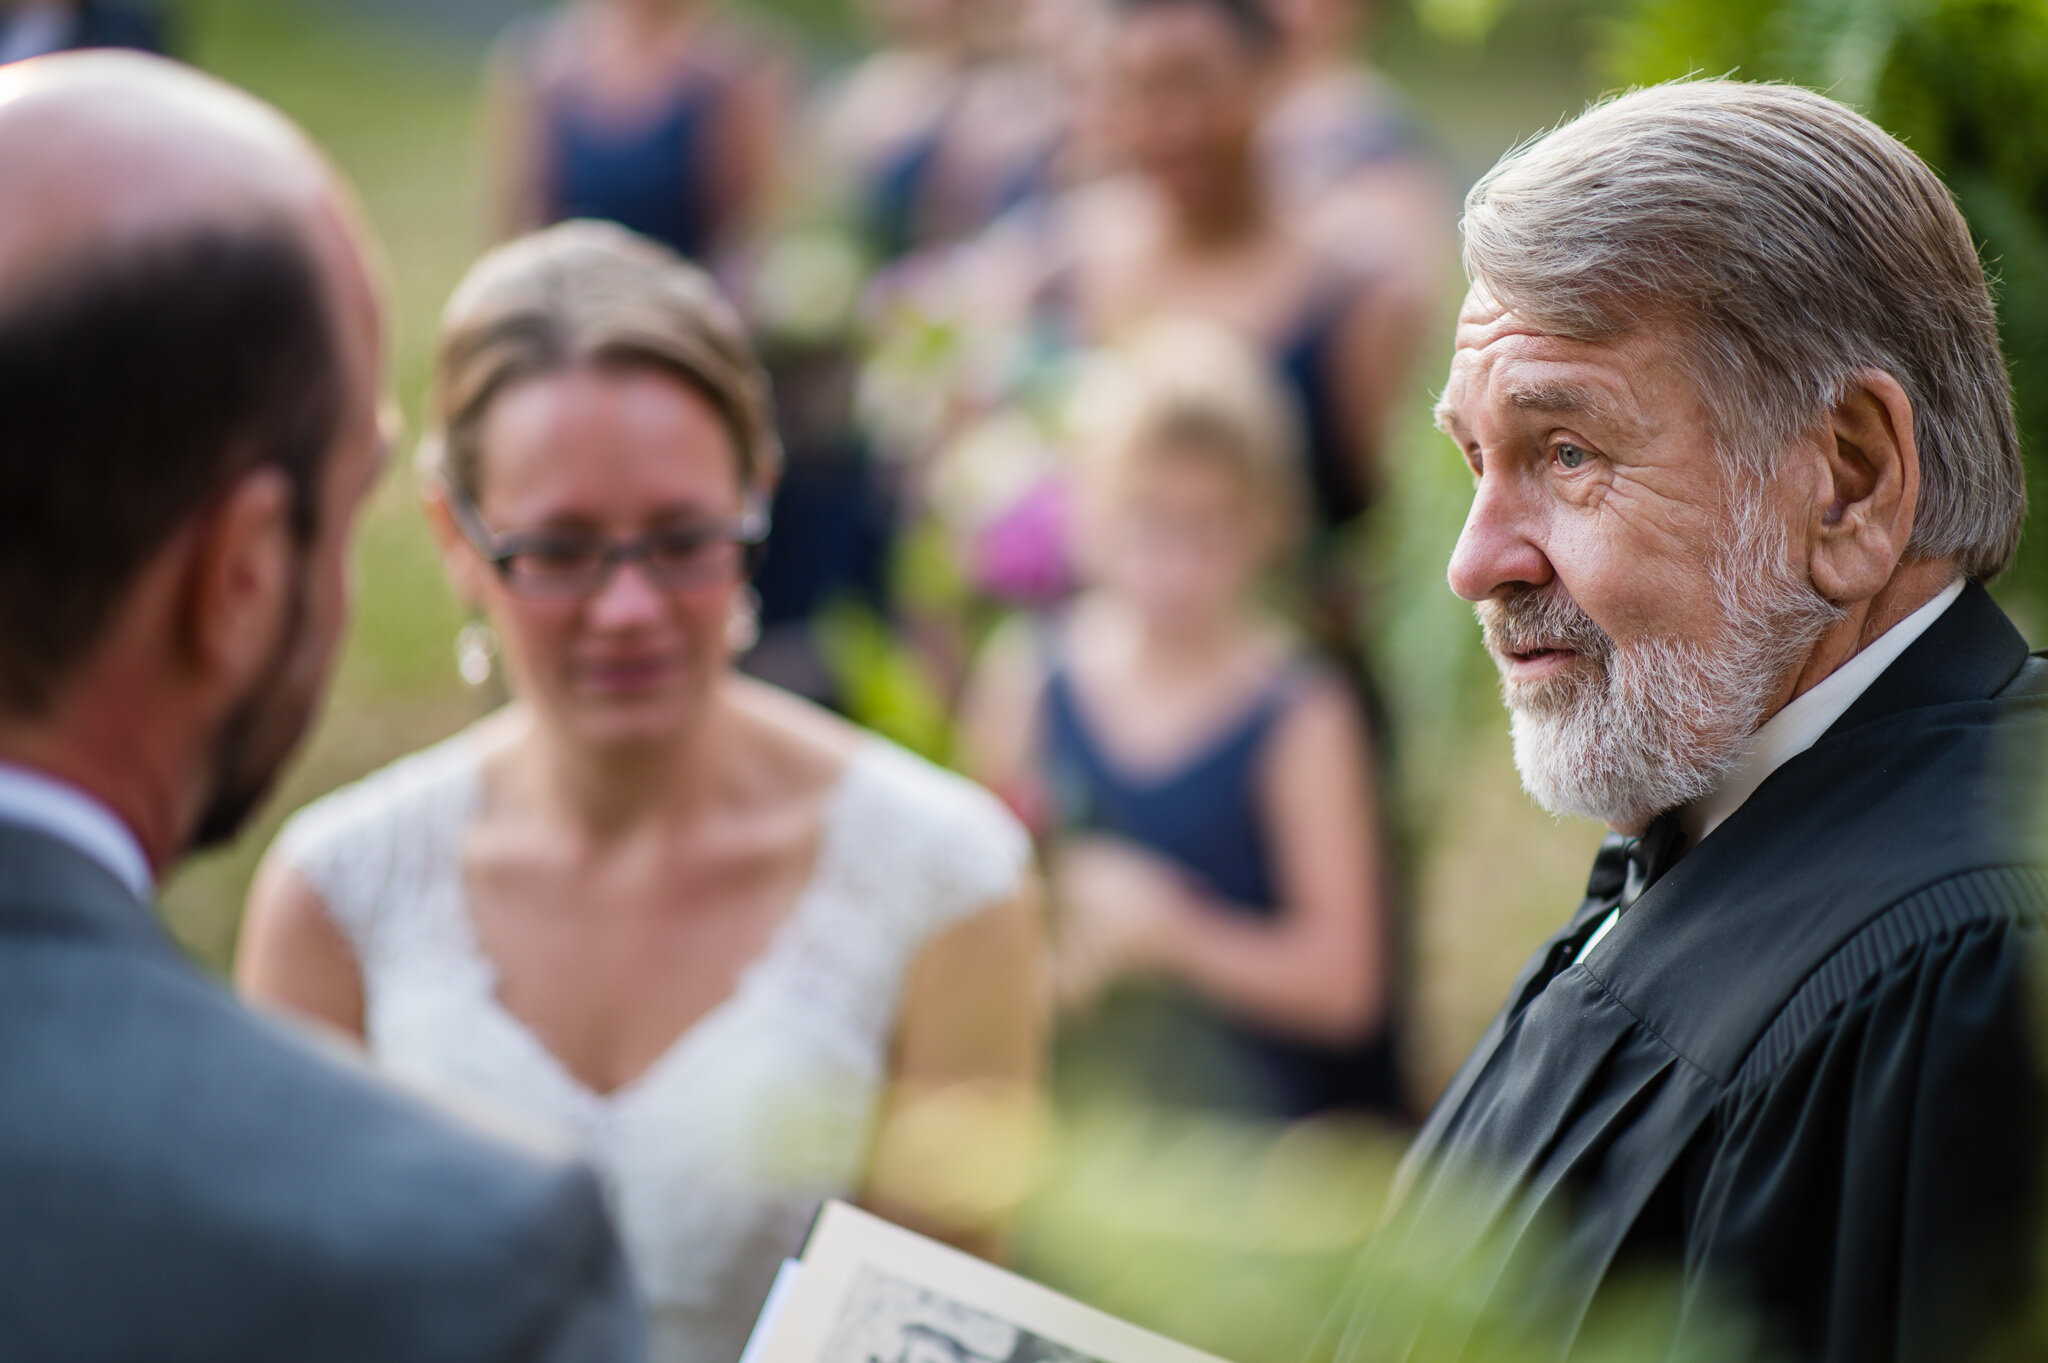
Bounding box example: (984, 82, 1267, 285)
(740, 1202, 1228, 1363)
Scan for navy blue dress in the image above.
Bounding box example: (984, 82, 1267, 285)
(1275, 280, 1375, 531)
(1043, 658, 1404, 1120)
(863, 121, 1059, 261)
(540, 66, 729, 262)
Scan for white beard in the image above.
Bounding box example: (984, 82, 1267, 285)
(1484, 483, 1843, 831)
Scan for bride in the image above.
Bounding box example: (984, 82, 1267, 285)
(237, 221, 1044, 1363)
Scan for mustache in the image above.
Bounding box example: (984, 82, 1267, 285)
(1477, 587, 1615, 664)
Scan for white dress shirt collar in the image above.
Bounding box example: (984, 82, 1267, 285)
(0, 763, 154, 903)
(1681, 577, 1968, 847)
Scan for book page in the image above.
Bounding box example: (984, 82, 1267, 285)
(754, 1203, 1229, 1363)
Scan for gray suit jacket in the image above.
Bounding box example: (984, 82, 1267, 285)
(0, 820, 646, 1361)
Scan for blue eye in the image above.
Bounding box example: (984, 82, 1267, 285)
(1556, 443, 1590, 470)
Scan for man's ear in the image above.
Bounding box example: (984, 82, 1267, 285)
(1807, 369, 1920, 606)
(179, 465, 297, 690)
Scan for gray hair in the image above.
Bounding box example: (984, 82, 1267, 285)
(1463, 79, 2024, 581)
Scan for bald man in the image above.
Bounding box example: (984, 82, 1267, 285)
(0, 53, 642, 1360)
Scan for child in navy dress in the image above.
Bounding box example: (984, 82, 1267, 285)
(962, 320, 1404, 1121)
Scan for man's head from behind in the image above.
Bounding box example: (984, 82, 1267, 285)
(1437, 80, 2023, 832)
(0, 52, 387, 871)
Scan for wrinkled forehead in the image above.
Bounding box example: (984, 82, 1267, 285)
(1437, 285, 1689, 443)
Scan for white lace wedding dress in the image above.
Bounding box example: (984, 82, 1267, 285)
(275, 728, 1031, 1363)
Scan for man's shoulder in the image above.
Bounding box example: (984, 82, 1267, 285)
(0, 936, 630, 1360)
(1598, 662, 2048, 1082)
(1734, 862, 2048, 1093)
(0, 931, 591, 1230)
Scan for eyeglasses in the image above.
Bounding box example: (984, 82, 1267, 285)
(446, 483, 770, 599)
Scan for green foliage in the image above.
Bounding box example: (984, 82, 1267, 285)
(1601, 0, 2048, 608)
(1014, 1101, 1768, 1363)
(813, 597, 957, 763)
(1015, 1107, 1404, 1363)
(1415, 0, 1521, 44)
(1876, 1, 2048, 598)
(1359, 401, 1503, 824)
(1597, 0, 1783, 82)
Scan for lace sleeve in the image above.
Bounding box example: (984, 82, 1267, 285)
(270, 784, 386, 956)
(933, 779, 1034, 930)
(864, 744, 1034, 944)
(266, 733, 480, 963)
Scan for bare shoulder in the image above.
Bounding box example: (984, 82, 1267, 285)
(271, 717, 493, 874)
(1065, 175, 1158, 249)
(487, 7, 574, 91)
(813, 49, 951, 155)
(236, 848, 364, 1031)
(957, 612, 1052, 795)
(721, 676, 1026, 861)
(1270, 654, 1372, 755)
(1066, 178, 1166, 315)
(1056, 592, 1127, 682)
(720, 674, 869, 787)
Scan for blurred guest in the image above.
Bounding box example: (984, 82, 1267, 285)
(811, 0, 1069, 262)
(738, 308, 899, 705)
(0, 53, 638, 1360)
(0, 0, 167, 64)
(487, 0, 784, 264)
(1260, 0, 1453, 303)
(961, 322, 1400, 1121)
(238, 222, 1045, 1363)
(976, 0, 1418, 546)
(763, 0, 1079, 705)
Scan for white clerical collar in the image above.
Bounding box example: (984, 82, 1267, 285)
(1681, 577, 1968, 848)
(0, 763, 154, 903)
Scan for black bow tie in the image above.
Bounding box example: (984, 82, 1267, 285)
(1512, 813, 1687, 1016)
(1583, 813, 1687, 914)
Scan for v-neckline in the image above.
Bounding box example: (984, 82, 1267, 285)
(1055, 660, 1292, 792)
(446, 738, 870, 1109)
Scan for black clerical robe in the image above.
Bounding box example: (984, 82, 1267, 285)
(1339, 582, 2048, 1363)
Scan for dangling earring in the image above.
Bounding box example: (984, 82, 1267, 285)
(726, 586, 762, 655)
(456, 619, 499, 688)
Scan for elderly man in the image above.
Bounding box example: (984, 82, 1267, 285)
(1334, 82, 2048, 1362)
(0, 53, 641, 1359)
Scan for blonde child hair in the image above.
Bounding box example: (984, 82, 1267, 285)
(1066, 316, 1309, 566)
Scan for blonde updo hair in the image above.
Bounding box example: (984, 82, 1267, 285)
(1070, 317, 1308, 554)
(419, 220, 781, 499)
